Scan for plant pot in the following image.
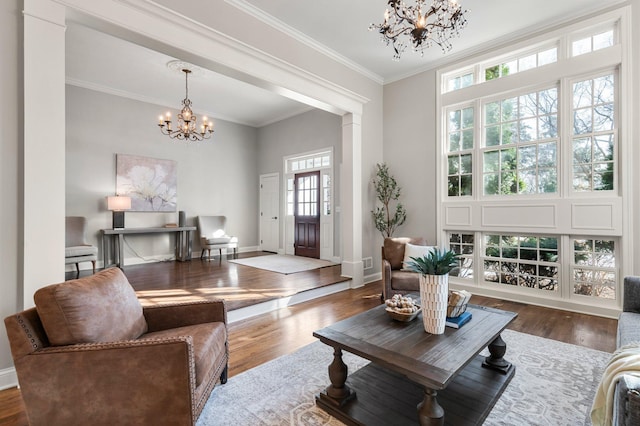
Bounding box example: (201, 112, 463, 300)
(419, 273, 449, 334)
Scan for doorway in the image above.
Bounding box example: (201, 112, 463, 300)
(259, 173, 279, 253)
(294, 171, 320, 258)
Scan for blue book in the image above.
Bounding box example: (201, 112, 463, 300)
(445, 311, 472, 329)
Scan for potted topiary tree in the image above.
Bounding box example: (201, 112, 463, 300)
(406, 248, 459, 334)
(371, 163, 406, 238)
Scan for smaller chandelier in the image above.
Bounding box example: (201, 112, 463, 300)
(158, 68, 214, 141)
(370, 0, 468, 60)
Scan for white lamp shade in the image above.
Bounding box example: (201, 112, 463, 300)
(107, 196, 132, 211)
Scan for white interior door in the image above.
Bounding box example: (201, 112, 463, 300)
(259, 173, 279, 253)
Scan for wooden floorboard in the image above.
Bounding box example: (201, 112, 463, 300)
(1, 254, 618, 425)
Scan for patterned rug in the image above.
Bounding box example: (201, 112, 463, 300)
(229, 255, 337, 274)
(197, 329, 611, 426)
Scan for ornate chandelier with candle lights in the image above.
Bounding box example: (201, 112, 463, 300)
(369, 0, 468, 60)
(158, 68, 214, 141)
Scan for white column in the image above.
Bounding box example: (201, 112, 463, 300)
(23, 0, 66, 308)
(341, 113, 364, 288)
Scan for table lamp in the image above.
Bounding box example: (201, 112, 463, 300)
(107, 195, 131, 229)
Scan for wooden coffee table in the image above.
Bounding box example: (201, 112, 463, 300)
(313, 303, 517, 426)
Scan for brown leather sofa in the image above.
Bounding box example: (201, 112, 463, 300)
(4, 267, 228, 426)
(381, 236, 427, 301)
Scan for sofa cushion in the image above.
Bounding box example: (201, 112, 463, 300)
(383, 237, 426, 270)
(34, 268, 148, 346)
(142, 322, 227, 387)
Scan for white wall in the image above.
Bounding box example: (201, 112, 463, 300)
(0, 0, 22, 382)
(631, 0, 640, 275)
(66, 85, 260, 263)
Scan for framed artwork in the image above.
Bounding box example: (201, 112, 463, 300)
(116, 154, 177, 212)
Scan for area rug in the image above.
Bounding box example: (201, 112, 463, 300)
(197, 329, 611, 425)
(229, 255, 337, 274)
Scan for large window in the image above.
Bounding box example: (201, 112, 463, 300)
(484, 46, 557, 82)
(483, 87, 558, 195)
(483, 235, 559, 292)
(449, 233, 474, 279)
(439, 10, 627, 312)
(447, 106, 474, 196)
(572, 238, 616, 299)
(572, 73, 616, 192)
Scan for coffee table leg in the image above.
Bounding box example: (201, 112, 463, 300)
(323, 347, 355, 405)
(482, 334, 512, 374)
(417, 388, 444, 426)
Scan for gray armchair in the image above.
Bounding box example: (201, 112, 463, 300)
(197, 215, 238, 260)
(65, 216, 98, 276)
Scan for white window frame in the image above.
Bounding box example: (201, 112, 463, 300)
(437, 6, 631, 316)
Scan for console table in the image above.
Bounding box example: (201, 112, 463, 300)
(101, 226, 196, 268)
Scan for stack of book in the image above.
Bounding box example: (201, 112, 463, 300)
(445, 311, 472, 329)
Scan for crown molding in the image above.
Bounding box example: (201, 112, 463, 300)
(225, 0, 384, 85)
(103, 0, 370, 114)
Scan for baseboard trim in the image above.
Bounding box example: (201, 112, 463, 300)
(0, 367, 18, 390)
(364, 272, 381, 285)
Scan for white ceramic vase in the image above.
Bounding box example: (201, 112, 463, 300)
(419, 274, 449, 334)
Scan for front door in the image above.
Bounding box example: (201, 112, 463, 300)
(294, 171, 320, 258)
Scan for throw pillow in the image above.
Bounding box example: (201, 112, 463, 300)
(402, 243, 436, 271)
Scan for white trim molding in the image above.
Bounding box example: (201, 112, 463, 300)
(0, 367, 18, 391)
(224, 0, 384, 85)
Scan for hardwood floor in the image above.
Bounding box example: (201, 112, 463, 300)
(1, 255, 617, 425)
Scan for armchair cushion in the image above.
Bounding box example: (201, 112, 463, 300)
(388, 270, 423, 291)
(64, 245, 98, 258)
(143, 322, 227, 387)
(205, 237, 232, 245)
(34, 268, 147, 346)
(383, 237, 426, 270)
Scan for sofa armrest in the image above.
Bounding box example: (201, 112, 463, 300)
(623, 276, 640, 313)
(17, 337, 196, 425)
(613, 375, 640, 426)
(143, 299, 227, 332)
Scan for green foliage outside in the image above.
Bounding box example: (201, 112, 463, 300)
(371, 163, 406, 238)
(485, 64, 511, 81)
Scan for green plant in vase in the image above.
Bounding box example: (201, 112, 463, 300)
(405, 248, 460, 334)
(406, 248, 459, 276)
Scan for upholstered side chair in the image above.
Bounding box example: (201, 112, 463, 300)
(4, 268, 229, 426)
(197, 215, 238, 260)
(64, 216, 98, 276)
(381, 237, 429, 301)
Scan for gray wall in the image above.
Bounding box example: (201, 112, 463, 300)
(382, 70, 439, 246)
(257, 109, 342, 253)
(66, 85, 260, 263)
(0, 0, 22, 374)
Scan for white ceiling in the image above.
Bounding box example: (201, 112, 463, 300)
(65, 0, 625, 128)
